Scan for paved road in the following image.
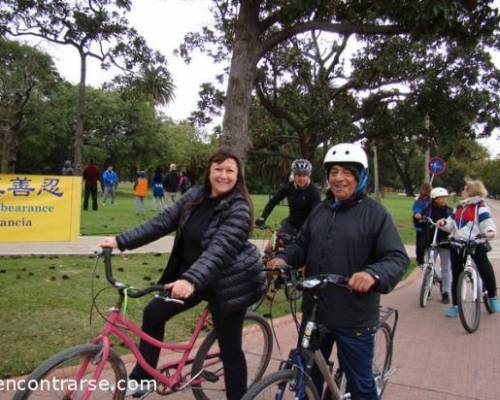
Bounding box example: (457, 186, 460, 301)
(2, 201, 500, 399)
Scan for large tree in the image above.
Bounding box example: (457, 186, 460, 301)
(179, 0, 499, 158)
(0, 39, 59, 172)
(0, 0, 174, 173)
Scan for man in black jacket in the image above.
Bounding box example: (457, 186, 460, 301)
(269, 143, 408, 400)
(256, 158, 321, 236)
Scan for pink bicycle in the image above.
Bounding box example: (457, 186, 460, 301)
(14, 248, 273, 399)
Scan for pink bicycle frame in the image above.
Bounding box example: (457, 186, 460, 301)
(75, 306, 214, 399)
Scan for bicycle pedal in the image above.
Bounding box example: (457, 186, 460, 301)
(200, 370, 219, 383)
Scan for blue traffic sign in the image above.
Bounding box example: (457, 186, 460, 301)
(428, 157, 446, 176)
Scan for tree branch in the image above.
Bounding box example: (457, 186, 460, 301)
(256, 84, 304, 133)
(260, 21, 407, 59)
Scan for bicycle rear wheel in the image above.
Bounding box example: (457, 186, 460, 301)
(373, 322, 393, 396)
(13, 344, 127, 400)
(241, 368, 320, 400)
(419, 265, 434, 308)
(191, 312, 273, 400)
(457, 270, 481, 333)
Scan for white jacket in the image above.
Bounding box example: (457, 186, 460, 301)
(440, 196, 496, 241)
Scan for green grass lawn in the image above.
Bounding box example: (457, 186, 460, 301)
(0, 187, 418, 378)
(0, 252, 293, 378)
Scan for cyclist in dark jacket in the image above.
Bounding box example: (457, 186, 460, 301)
(100, 148, 266, 399)
(256, 158, 321, 236)
(269, 143, 408, 400)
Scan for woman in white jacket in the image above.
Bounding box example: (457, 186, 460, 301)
(438, 179, 499, 317)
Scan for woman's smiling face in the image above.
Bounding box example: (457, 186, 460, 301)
(209, 158, 238, 197)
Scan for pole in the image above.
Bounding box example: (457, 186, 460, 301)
(373, 143, 381, 201)
(424, 114, 430, 183)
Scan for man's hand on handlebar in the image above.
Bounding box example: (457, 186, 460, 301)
(99, 237, 118, 249)
(267, 257, 287, 269)
(348, 271, 376, 293)
(165, 279, 195, 299)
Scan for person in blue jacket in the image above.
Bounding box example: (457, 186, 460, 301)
(412, 182, 432, 266)
(102, 165, 119, 204)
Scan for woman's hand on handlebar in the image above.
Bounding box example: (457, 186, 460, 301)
(267, 257, 287, 269)
(165, 279, 195, 299)
(348, 271, 376, 293)
(99, 237, 118, 249)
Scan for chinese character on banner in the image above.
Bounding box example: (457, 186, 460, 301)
(37, 178, 64, 197)
(8, 177, 35, 196)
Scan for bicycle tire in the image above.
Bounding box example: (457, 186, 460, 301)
(457, 270, 481, 333)
(419, 265, 434, 308)
(373, 322, 393, 396)
(191, 311, 273, 400)
(241, 368, 320, 400)
(13, 344, 127, 400)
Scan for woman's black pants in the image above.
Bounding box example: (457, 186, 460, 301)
(129, 295, 247, 400)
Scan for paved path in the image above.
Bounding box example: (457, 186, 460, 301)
(2, 201, 500, 399)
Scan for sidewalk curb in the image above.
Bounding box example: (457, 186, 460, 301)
(394, 267, 420, 292)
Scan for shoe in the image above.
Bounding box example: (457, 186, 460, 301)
(488, 297, 500, 313)
(124, 379, 156, 398)
(446, 305, 458, 318)
(442, 292, 450, 304)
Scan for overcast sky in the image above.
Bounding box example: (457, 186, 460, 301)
(20, 0, 500, 157)
(30, 0, 220, 122)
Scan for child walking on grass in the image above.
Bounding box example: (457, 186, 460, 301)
(134, 171, 148, 216)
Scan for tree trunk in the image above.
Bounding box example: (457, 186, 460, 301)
(389, 150, 414, 196)
(0, 101, 24, 173)
(0, 118, 12, 173)
(220, 3, 261, 161)
(73, 50, 87, 176)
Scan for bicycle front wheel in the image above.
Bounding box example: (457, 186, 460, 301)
(241, 368, 320, 400)
(419, 265, 434, 308)
(457, 270, 481, 333)
(373, 322, 393, 396)
(13, 344, 127, 400)
(191, 311, 273, 400)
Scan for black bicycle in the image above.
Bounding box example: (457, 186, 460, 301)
(250, 225, 303, 311)
(450, 236, 494, 333)
(242, 272, 397, 400)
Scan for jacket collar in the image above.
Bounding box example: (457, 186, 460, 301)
(461, 196, 482, 207)
(188, 185, 240, 211)
(325, 190, 365, 210)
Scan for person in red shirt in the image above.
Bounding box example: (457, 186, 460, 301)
(82, 160, 100, 211)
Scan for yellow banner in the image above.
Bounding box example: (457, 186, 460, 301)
(0, 174, 81, 242)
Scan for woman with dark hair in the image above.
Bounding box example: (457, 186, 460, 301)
(100, 147, 266, 399)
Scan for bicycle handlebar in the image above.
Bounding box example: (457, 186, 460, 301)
(423, 216, 438, 226)
(297, 273, 349, 292)
(449, 235, 487, 249)
(96, 247, 181, 301)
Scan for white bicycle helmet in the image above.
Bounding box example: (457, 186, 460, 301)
(430, 187, 449, 199)
(323, 143, 368, 169)
(291, 159, 312, 175)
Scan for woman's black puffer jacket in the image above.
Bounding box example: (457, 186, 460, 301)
(115, 186, 266, 315)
